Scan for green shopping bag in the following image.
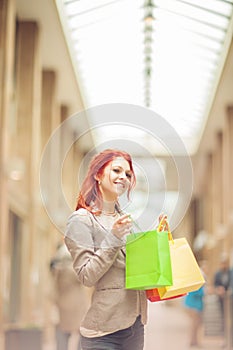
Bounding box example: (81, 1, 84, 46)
(125, 229, 173, 290)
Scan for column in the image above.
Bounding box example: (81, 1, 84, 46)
(226, 106, 233, 219)
(41, 70, 57, 151)
(224, 106, 233, 254)
(222, 112, 230, 225)
(15, 21, 41, 322)
(60, 105, 76, 210)
(0, 0, 16, 333)
(204, 153, 216, 276)
(212, 132, 223, 231)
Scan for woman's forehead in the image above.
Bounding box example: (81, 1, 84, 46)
(109, 157, 130, 168)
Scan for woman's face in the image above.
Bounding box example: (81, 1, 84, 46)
(98, 157, 132, 201)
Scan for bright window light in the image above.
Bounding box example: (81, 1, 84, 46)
(55, 0, 233, 155)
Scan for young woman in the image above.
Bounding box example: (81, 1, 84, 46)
(65, 149, 147, 350)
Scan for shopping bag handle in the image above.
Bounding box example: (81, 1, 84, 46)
(157, 216, 173, 242)
(130, 215, 169, 235)
(127, 214, 173, 242)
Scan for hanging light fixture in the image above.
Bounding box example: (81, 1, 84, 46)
(143, 0, 156, 108)
(143, 11, 155, 24)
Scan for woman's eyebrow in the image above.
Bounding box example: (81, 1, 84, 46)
(112, 164, 131, 172)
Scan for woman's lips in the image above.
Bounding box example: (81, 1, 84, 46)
(114, 182, 125, 188)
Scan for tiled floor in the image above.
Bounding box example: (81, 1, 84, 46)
(145, 299, 226, 350)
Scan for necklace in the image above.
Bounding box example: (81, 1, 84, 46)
(101, 210, 117, 216)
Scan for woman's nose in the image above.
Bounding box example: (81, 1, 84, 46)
(119, 171, 127, 179)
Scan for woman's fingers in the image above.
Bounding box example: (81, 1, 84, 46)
(158, 213, 169, 231)
(115, 213, 131, 224)
(111, 214, 132, 239)
(159, 213, 167, 223)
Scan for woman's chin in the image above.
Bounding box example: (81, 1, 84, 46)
(115, 185, 127, 197)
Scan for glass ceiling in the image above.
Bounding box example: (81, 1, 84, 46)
(55, 0, 233, 155)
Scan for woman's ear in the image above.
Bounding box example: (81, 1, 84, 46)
(94, 175, 101, 185)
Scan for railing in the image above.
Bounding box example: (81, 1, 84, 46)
(225, 291, 233, 350)
(203, 291, 233, 349)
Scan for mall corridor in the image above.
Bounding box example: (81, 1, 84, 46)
(1, 1, 233, 350)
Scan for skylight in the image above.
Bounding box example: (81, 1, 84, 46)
(55, 0, 233, 155)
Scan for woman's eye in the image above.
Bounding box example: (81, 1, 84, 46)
(113, 168, 120, 173)
(112, 168, 132, 179)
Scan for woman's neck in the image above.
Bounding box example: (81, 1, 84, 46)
(102, 201, 116, 215)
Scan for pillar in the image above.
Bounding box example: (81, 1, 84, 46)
(15, 20, 41, 322)
(0, 0, 16, 333)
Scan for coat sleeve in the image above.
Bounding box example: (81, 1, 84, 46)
(65, 210, 124, 287)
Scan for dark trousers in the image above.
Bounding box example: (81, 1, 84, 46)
(80, 316, 144, 350)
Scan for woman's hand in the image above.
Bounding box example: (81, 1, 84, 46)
(158, 213, 169, 232)
(111, 214, 132, 239)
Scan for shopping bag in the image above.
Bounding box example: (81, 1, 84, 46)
(125, 227, 172, 290)
(146, 288, 186, 302)
(157, 237, 205, 299)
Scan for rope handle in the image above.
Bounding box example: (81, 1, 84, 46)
(127, 214, 173, 243)
(157, 215, 173, 242)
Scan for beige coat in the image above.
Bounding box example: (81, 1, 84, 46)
(65, 209, 147, 334)
(51, 244, 90, 332)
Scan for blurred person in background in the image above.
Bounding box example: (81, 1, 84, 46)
(230, 263, 233, 348)
(50, 242, 90, 350)
(183, 260, 207, 348)
(214, 253, 231, 336)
